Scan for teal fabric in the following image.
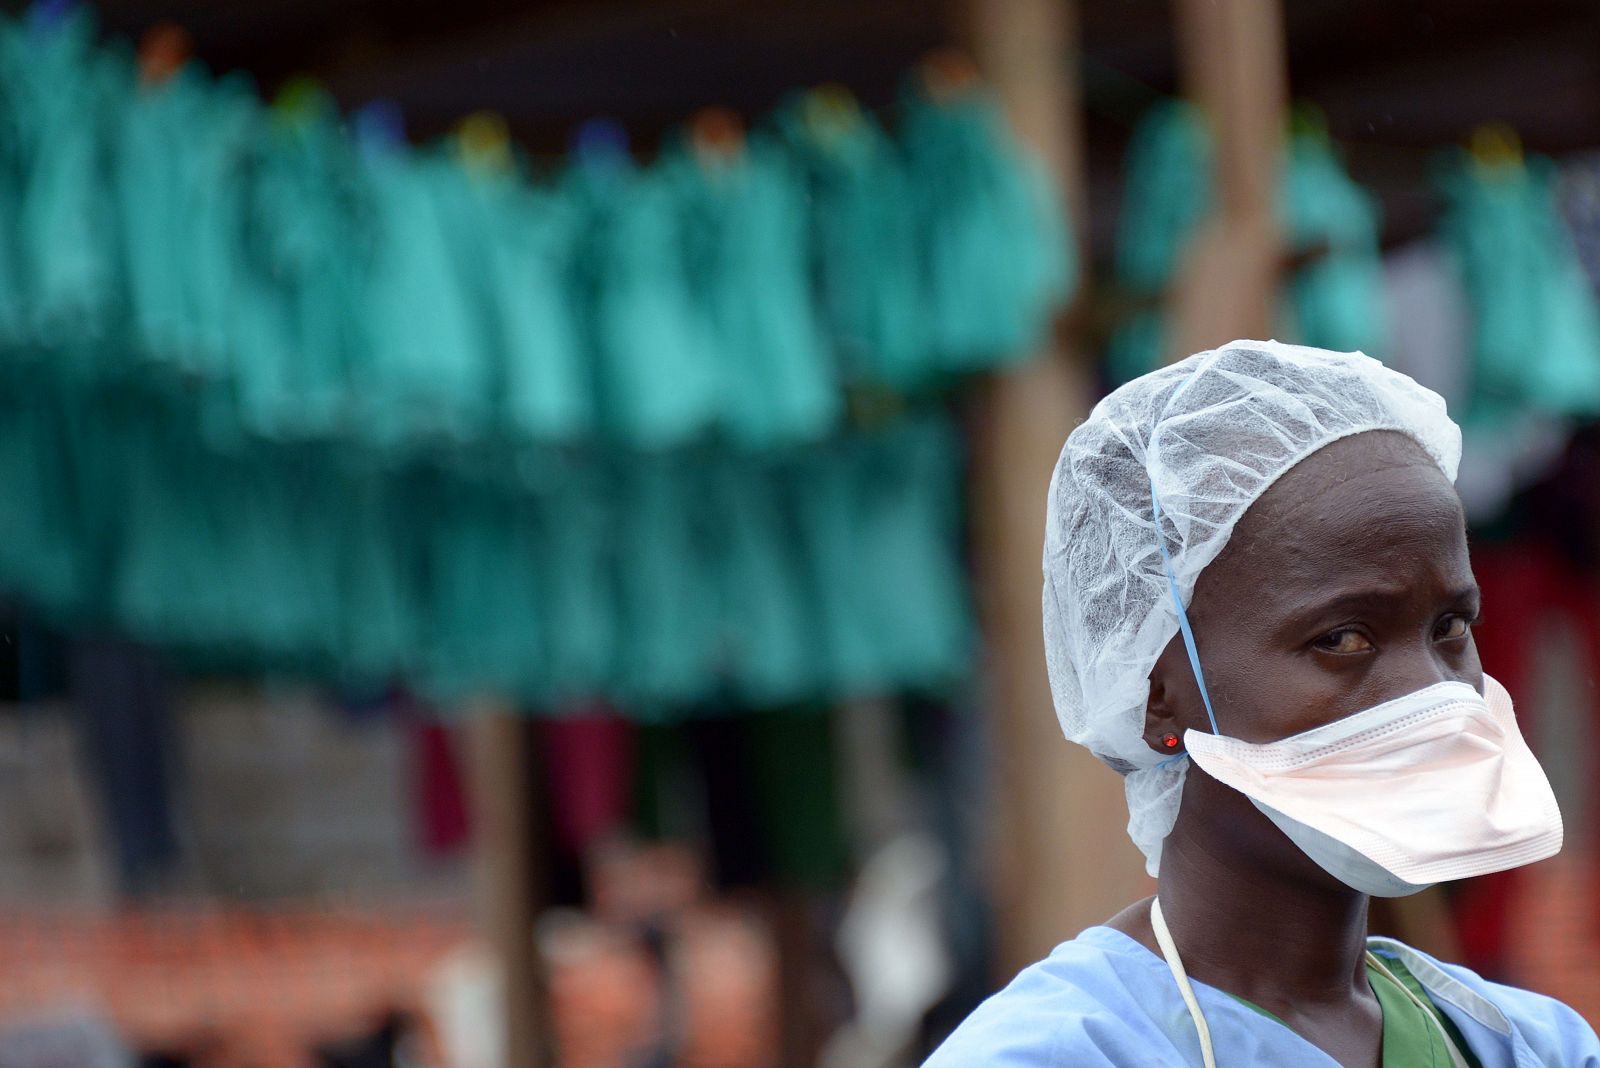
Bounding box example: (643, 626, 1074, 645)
(567, 157, 723, 448)
(1280, 128, 1387, 357)
(0, 8, 1068, 447)
(1106, 100, 1386, 383)
(1106, 100, 1212, 385)
(900, 81, 1075, 372)
(1436, 152, 1600, 424)
(6, 13, 122, 351)
(0, 371, 974, 707)
(0, 10, 1065, 709)
(665, 134, 841, 447)
(774, 93, 926, 389)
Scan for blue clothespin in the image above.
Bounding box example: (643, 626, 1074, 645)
(353, 99, 407, 161)
(27, 0, 74, 36)
(571, 117, 631, 172)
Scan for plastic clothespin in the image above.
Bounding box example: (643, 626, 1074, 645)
(26, 0, 73, 36)
(138, 22, 192, 88)
(917, 48, 980, 105)
(1469, 121, 1523, 176)
(688, 106, 745, 169)
(1288, 100, 1330, 144)
(353, 99, 407, 160)
(272, 74, 334, 131)
(454, 110, 514, 175)
(571, 117, 631, 173)
(800, 82, 862, 150)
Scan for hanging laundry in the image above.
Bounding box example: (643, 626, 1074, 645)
(1105, 100, 1211, 386)
(1, 9, 123, 353)
(1436, 136, 1600, 424)
(538, 707, 635, 858)
(711, 452, 815, 705)
(665, 114, 840, 447)
(417, 474, 548, 700)
(1557, 151, 1600, 300)
(566, 152, 723, 449)
(899, 75, 1074, 373)
(229, 80, 371, 442)
(774, 87, 927, 391)
(68, 634, 182, 894)
(1279, 114, 1387, 356)
(0, 372, 88, 615)
(356, 150, 495, 449)
(0, 12, 1048, 710)
(793, 414, 970, 695)
(610, 454, 721, 705)
(1381, 240, 1472, 410)
(1106, 100, 1386, 383)
(449, 171, 593, 444)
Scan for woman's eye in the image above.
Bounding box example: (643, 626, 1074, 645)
(1436, 615, 1473, 641)
(1315, 628, 1374, 654)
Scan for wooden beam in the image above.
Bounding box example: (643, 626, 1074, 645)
(1166, 0, 1289, 359)
(467, 708, 550, 1068)
(955, 0, 1151, 980)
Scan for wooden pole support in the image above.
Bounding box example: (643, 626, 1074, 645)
(1167, 0, 1290, 358)
(467, 708, 549, 1068)
(954, 0, 1151, 981)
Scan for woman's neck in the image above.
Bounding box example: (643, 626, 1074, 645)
(1153, 802, 1373, 1010)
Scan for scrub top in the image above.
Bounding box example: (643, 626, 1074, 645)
(922, 925, 1600, 1067)
(1232, 955, 1483, 1067)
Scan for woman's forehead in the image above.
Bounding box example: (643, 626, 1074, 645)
(1199, 432, 1469, 601)
(1234, 431, 1455, 541)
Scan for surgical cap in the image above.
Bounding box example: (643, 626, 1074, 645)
(1042, 340, 1461, 875)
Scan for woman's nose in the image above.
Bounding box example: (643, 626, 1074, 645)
(1382, 636, 1478, 698)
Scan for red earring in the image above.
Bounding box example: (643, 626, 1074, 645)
(1160, 732, 1181, 750)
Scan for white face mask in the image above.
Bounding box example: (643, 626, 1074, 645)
(1146, 483, 1562, 896)
(1183, 673, 1563, 896)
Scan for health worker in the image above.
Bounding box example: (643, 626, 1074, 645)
(925, 341, 1598, 1067)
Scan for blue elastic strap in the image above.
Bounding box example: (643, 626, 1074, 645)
(1150, 481, 1221, 737)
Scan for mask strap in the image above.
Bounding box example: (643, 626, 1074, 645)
(1150, 481, 1220, 737)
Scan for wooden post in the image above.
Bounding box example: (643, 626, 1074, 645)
(467, 708, 549, 1068)
(1168, 0, 1466, 955)
(955, 0, 1151, 980)
(1166, 0, 1289, 358)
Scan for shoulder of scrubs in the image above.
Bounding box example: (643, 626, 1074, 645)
(1369, 938, 1600, 1066)
(922, 927, 1348, 1067)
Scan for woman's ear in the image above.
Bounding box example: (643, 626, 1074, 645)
(1143, 663, 1183, 755)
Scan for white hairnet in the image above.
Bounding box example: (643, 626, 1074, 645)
(1042, 340, 1461, 875)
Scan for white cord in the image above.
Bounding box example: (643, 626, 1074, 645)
(1150, 897, 1217, 1068)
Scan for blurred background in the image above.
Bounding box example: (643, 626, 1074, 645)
(1, 0, 1598, 1065)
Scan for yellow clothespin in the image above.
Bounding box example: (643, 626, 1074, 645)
(801, 82, 862, 150)
(454, 110, 514, 175)
(1469, 122, 1523, 176)
(1289, 101, 1329, 144)
(272, 74, 333, 131)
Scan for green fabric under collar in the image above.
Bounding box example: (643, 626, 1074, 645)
(1229, 954, 1482, 1067)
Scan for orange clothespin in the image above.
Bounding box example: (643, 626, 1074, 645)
(917, 48, 980, 104)
(454, 110, 514, 175)
(138, 22, 191, 88)
(688, 106, 744, 168)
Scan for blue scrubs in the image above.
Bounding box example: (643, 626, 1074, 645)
(923, 926, 1600, 1066)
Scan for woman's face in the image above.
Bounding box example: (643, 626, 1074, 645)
(1147, 430, 1481, 884)
(1149, 428, 1481, 748)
